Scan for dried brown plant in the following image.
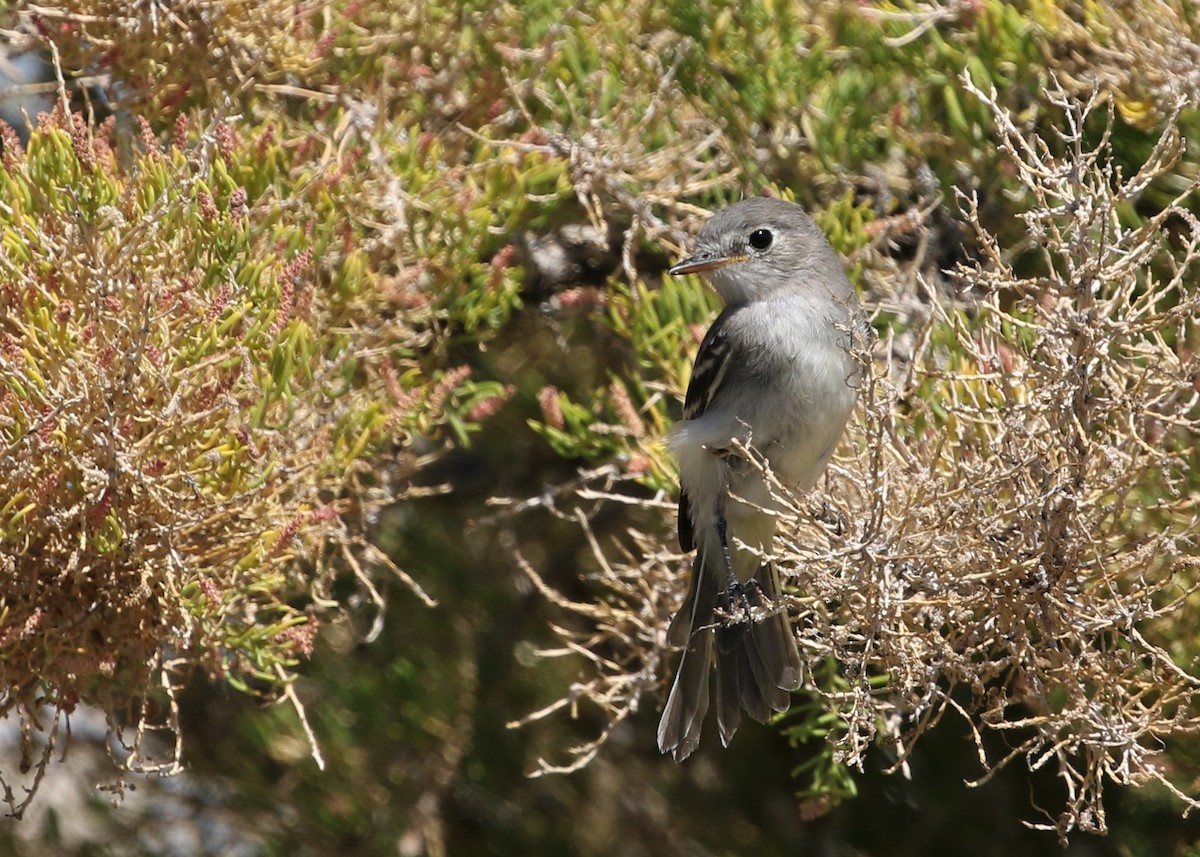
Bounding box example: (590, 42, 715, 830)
(1041, 0, 1200, 128)
(513, 77, 1200, 841)
(22, 0, 333, 109)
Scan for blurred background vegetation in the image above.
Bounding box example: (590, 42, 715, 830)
(1, 0, 1199, 854)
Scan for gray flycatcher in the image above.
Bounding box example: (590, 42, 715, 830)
(658, 197, 864, 762)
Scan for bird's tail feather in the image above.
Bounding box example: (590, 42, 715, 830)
(658, 549, 801, 761)
(715, 561, 801, 745)
(658, 546, 715, 761)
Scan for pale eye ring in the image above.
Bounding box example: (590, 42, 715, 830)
(748, 228, 773, 250)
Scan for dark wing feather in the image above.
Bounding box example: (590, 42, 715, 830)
(677, 306, 739, 552)
(682, 306, 738, 421)
(678, 490, 694, 552)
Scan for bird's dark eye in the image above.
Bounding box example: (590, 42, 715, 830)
(748, 228, 773, 250)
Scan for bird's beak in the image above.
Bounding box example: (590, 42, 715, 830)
(668, 251, 748, 276)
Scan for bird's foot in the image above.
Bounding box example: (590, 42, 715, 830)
(813, 500, 848, 536)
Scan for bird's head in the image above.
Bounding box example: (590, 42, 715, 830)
(669, 197, 850, 306)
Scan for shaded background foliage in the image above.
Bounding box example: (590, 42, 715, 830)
(1, 1, 1200, 855)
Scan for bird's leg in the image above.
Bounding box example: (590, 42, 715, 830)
(714, 513, 753, 623)
(709, 444, 755, 623)
(713, 513, 737, 606)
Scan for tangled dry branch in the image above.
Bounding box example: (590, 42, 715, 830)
(513, 78, 1200, 840)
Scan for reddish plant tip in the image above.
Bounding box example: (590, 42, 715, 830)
(467, 391, 510, 422)
(199, 190, 219, 221)
(274, 620, 319, 658)
(538, 386, 564, 430)
(172, 113, 190, 151)
(312, 29, 337, 60)
(0, 121, 25, 167)
(215, 122, 237, 162)
(229, 187, 248, 220)
(137, 115, 159, 155)
(428, 366, 473, 416)
(608, 382, 645, 439)
(489, 244, 517, 290)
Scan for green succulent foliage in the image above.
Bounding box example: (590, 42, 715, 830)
(527, 275, 715, 485)
(782, 658, 862, 811)
(657, 1, 1052, 213)
(609, 276, 718, 385)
